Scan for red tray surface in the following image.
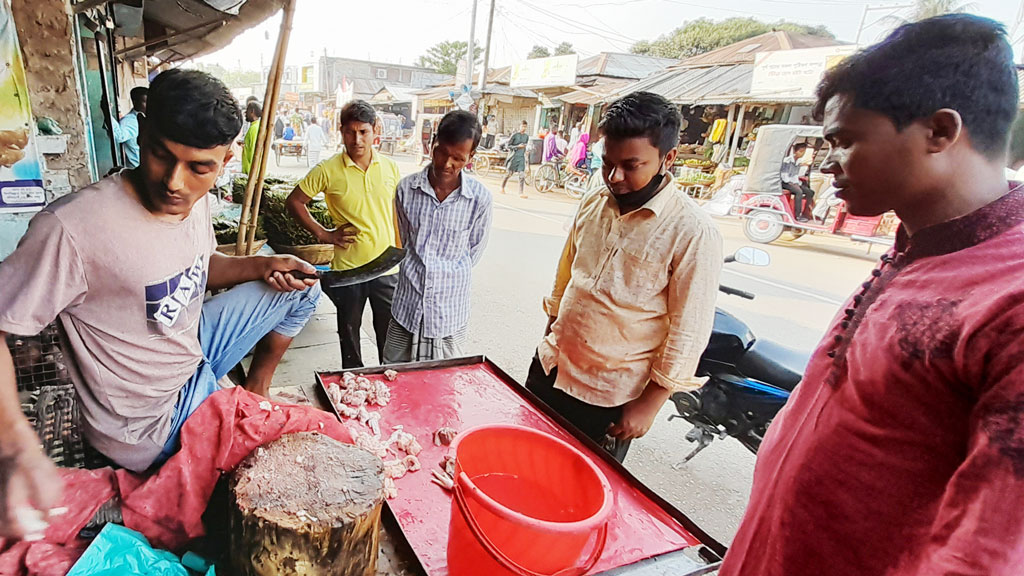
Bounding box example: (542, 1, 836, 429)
(320, 363, 699, 575)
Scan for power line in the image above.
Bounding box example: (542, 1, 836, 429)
(505, 8, 633, 51)
(517, 0, 640, 43)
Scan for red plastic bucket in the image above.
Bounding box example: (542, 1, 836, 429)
(447, 424, 613, 576)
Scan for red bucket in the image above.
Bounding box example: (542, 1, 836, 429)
(447, 425, 613, 576)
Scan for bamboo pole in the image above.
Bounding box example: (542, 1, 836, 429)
(244, 0, 295, 254)
(236, 0, 296, 255)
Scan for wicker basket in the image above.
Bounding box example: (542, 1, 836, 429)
(271, 243, 334, 265)
(216, 239, 267, 256)
(8, 324, 86, 468)
(9, 324, 113, 469)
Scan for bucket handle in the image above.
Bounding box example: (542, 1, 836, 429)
(455, 477, 608, 576)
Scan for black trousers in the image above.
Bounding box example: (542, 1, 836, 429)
(325, 274, 397, 368)
(524, 353, 631, 462)
(782, 182, 815, 218)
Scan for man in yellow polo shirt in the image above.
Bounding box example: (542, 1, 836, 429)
(286, 100, 401, 367)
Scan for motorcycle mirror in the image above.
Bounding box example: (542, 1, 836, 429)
(734, 246, 771, 267)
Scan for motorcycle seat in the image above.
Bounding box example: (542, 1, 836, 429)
(737, 338, 810, 391)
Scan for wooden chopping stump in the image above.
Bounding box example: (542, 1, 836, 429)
(230, 432, 385, 576)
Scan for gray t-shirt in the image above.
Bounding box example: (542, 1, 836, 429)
(0, 174, 214, 471)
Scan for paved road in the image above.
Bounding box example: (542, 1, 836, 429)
(267, 151, 880, 545)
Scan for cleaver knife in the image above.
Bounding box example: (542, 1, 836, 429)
(288, 246, 407, 288)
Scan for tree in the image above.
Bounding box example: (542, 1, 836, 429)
(553, 42, 575, 56)
(416, 40, 483, 75)
(193, 63, 261, 89)
(528, 45, 551, 59)
(630, 17, 835, 59)
(909, 0, 975, 21)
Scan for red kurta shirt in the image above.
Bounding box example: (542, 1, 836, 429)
(722, 184, 1024, 576)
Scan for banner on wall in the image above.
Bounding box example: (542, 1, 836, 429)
(0, 0, 44, 213)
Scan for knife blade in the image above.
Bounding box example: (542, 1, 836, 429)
(287, 246, 407, 288)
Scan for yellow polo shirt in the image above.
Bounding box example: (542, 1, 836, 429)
(298, 150, 401, 272)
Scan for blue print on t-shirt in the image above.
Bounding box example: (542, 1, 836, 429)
(145, 255, 207, 329)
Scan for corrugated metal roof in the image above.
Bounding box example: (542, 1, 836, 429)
(371, 85, 418, 104)
(678, 31, 843, 67)
(619, 64, 753, 105)
(576, 53, 676, 80)
(413, 84, 537, 101)
(557, 78, 633, 105)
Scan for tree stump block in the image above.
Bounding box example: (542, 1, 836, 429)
(230, 432, 385, 576)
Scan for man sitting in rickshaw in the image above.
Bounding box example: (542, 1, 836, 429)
(780, 142, 815, 222)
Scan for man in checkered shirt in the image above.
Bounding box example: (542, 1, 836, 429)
(382, 111, 493, 363)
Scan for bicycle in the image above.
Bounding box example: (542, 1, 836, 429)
(535, 159, 591, 199)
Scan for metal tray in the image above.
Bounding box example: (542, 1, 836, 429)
(316, 356, 725, 576)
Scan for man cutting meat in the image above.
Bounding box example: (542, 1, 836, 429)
(0, 69, 344, 541)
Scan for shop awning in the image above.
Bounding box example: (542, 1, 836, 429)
(614, 63, 754, 106)
(557, 79, 632, 106)
(102, 0, 288, 65)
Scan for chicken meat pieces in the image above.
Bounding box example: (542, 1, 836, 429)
(433, 426, 457, 446)
(388, 427, 423, 456)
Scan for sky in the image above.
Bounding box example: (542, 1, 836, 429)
(195, 0, 1022, 71)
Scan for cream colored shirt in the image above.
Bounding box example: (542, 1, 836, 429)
(538, 178, 723, 407)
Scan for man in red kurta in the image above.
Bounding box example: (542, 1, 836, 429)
(721, 15, 1024, 576)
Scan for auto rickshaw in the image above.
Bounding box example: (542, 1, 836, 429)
(735, 124, 898, 245)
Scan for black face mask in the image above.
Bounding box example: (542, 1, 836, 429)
(614, 170, 665, 213)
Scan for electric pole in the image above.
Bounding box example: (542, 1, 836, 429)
(467, 0, 478, 89)
(479, 0, 496, 93)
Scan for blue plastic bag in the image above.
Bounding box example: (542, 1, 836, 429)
(66, 524, 215, 576)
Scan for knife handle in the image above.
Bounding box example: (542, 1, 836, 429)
(286, 270, 320, 280)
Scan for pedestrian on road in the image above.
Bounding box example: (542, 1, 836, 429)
(274, 114, 285, 140)
(305, 116, 327, 166)
(383, 110, 492, 363)
(241, 101, 262, 176)
(501, 120, 530, 198)
(568, 121, 581, 150)
(543, 128, 560, 163)
(286, 100, 402, 368)
(720, 15, 1024, 576)
(556, 130, 568, 156)
(525, 92, 723, 462)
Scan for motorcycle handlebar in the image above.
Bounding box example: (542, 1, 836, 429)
(719, 285, 756, 300)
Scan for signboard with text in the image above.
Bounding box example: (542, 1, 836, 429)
(749, 46, 858, 100)
(510, 54, 578, 89)
(0, 1, 44, 213)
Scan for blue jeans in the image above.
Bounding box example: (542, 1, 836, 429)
(154, 280, 322, 465)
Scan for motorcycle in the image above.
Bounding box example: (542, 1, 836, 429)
(670, 246, 810, 466)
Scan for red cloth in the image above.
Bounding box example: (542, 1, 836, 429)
(721, 186, 1024, 576)
(0, 387, 350, 575)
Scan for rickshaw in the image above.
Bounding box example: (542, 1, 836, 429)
(735, 124, 898, 245)
(271, 138, 306, 166)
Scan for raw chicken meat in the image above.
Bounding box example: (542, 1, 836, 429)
(433, 426, 457, 446)
(383, 477, 399, 499)
(372, 381, 391, 407)
(382, 459, 410, 480)
(403, 455, 421, 472)
(341, 388, 369, 407)
(352, 428, 390, 459)
(383, 369, 398, 382)
(388, 427, 422, 456)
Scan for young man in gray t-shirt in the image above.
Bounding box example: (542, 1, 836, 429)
(0, 70, 339, 541)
